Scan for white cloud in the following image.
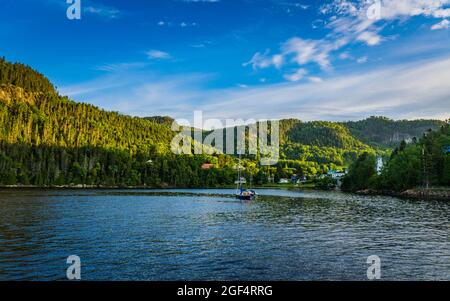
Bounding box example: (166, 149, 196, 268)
(60, 56, 450, 123)
(244, 37, 337, 73)
(357, 31, 382, 45)
(272, 54, 284, 69)
(356, 56, 368, 63)
(282, 38, 333, 70)
(84, 5, 120, 19)
(320, 0, 359, 16)
(431, 19, 450, 30)
(323, 0, 450, 38)
(283, 68, 308, 82)
(59, 71, 213, 119)
(324, 0, 450, 21)
(180, 21, 197, 28)
(95, 62, 147, 72)
(308, 76, 324, 83)
(246, 0, 450, 82)
(243, 50, 284, 69)
(201, 56, 450, 122)
(146, 50, 171, 60)
(375, 0, 450, 19)
(155, 20, 197, 28)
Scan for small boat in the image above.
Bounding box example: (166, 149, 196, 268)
(235, 154, 257, 200)
(236, 188, 257, 200)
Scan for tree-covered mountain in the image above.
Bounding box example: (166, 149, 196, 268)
(276, 119, 376, 173)
(280, 119, 367, 149)
(197, 119, 376, 177)
(0, 59, 234, 187)
(0, 58, 447, 188)
(0, 84, 176, 154)
(343, 116, 445, 148)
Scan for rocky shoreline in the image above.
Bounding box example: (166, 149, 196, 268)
(357, 188, 450, 201)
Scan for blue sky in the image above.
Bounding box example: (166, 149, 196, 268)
(1, 0, 450, 122)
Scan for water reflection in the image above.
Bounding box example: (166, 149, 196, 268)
(0, 189, 449, 280)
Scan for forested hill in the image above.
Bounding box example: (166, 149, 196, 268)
(275, 119, 374, 167)
(276, 117, 444, 150)
(0, 57, 440, 155)
(0, 57, 55, 93)
(0, 62, 177, 155)
(342, 122, 450, 193)
(0, 59, 231, 187)
(0, 57, 446, 187)
(343, 116, 445, 148)
(279, 119, 367, 149)
(0, 84, 178, 153)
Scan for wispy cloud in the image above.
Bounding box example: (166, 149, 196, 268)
(202, 55, 450, 122)
(431, 19, 449, 30)
(146, 50, 171, 60)
(94, 62, 147, 72)
(156, 20, 198, 28)
(245, 0, 450, 82)
(283, 68, 308, 82)
(356, 56, 368, 64)
(59, 55, 450, 123)
(84, 4, 120, 19)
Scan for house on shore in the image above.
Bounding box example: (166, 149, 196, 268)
(327, 170, 346, 180)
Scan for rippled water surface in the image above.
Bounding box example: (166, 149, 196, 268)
(0, 189, 449, 280)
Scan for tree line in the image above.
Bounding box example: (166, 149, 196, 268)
(1, 57, 447, 188)
(342, 123, 450, 192)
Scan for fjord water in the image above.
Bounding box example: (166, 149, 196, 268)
(0, 189, 449, 281)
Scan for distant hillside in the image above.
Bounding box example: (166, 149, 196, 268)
(218, 116, 444, 167)
(277, 119, 374, 167)
(342, 122, 450, 193)
(0, 58, 447, 187)
(144, 116, 175, 127)
(211, 119, 375, 169)
(0, 59, 229, 187)
(0, 84, 176, 154)
(280, 119, 367, 149)
(343, 116, 445, 148)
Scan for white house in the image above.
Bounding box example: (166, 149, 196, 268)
(376, 157, 384, 175)
(327, 170, 346, 180)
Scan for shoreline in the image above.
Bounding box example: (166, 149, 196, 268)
(0, 183, 316, 190)
(356, 188, 450, 201)
(1, 185, 448, 201)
